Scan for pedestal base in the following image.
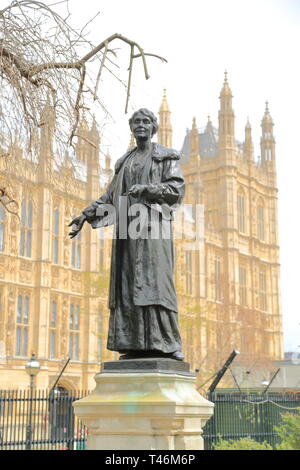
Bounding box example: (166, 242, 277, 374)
(73, 359, 214, 450)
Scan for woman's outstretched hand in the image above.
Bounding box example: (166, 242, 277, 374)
(68, 214, 86, 239)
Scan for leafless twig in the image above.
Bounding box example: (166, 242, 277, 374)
(0, 0, 167, 215)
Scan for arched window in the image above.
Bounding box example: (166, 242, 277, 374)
(264, 148, 272, 161)
(239, 265, 247, 306)
(185, 251, 192, 295)
(69, 303, 80, 360)
(16, 295, 29, 356)
(71, 230, 81, 269)
(0, 205, 5, 252)
(259, 270, 267, 311)
(20, 199, 33, 257)
(214, 259, 222, 301)
(257, 199, 265, 241)
(53, 207, 59, 264)
(237, 189, 246, 233)
(49, 300, 57, 359)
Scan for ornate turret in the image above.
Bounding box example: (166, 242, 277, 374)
(90, 116, 100, 142)
(86, 118, 100, 200)
(205, 115, 213, 134)
(105, 149, 111, 171)
(104, 149, 113, 185)
(40, 92, 55, 132)
(76, 117, 90, 164)
(89, 116, 100, 160)
(260, 101, 275, 164)
(218, 71, 235, 157)
(38, 93, 55, 181)
(189, 116, 200, 164)
(244, 118, 254, 161)
(158, 89, 172, 147)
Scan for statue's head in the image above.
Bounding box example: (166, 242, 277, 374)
(129, 108, 158, 137)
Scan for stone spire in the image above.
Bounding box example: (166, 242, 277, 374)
(86, 118, 100, 200)
(158, 89, 172, 147)
(76, 117, 90, 163)
(244, 117, 254, 161)
(218, 71, 235, 158)
(220, 70, 232, 97)
(89, 116, 100, 152)
(189, 116, 200, 163)
(105, 149, 111, 171)
(38, 92, 55, 181)
(261, 101, 274, 131)
(205, 115, 213, 133)
(261, 101, 275, 164)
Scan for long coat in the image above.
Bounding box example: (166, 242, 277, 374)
(83, 142, 185, 313)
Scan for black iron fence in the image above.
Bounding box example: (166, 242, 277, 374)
(203, 391, 300, 449)
(0, 389, 299, 450)
(0, 389, 88, 450)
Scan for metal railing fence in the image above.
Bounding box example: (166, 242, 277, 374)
(1, 389, 300, 450)
(0, 389, 88, 450)
(203, 391, 300, 449)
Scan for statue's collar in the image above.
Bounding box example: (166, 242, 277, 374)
(114, 143, 180, 174)
(151, 143, 180, 161)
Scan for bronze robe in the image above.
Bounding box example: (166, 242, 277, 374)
(83, 143, 185, 354)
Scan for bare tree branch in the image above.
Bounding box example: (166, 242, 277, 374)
(0, 187, 19, 219)
(0, 0, 167, 216)
(93, 40, 109, 101)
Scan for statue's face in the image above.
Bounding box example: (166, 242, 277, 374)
(131, 112, 154, 140)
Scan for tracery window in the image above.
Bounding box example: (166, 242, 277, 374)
(20, 199, 33, 257)
(16, 295, 29, 356)
(185, 251, 192, 295)
(237, 190, 245, 233)
(239, 266, 247, 306)
(259, 271, 267, 311)
(71, 230, 81, 269)
(53, 207, 59, 264)
(69, 303, 80, 360)
(49, 300, 57, 359)
(257, 199, 265, 241)
(214, 259, 222, 301)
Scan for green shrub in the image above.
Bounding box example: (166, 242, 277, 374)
(274, 413, 300, 450)
(213, 437, 273, 450)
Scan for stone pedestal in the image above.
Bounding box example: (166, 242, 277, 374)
(73, 359, 214, 450)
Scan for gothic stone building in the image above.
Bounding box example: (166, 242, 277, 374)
(0, 104, 115, 391)
(158, 77, 283, 380)
(0, 75, 283, 390)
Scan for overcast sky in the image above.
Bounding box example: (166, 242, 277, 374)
(37, 0, 300, 352)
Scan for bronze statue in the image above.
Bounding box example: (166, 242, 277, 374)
(69, 108, 185, 360)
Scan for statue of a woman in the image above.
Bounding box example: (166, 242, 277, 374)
(69, 108, 185, 360)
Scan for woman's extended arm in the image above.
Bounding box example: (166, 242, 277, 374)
(68, 173, 117, 238)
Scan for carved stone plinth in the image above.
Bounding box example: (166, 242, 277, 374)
(73, 359, 214, 450)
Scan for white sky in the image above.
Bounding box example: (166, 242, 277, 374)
(29, 0, 300, 352)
